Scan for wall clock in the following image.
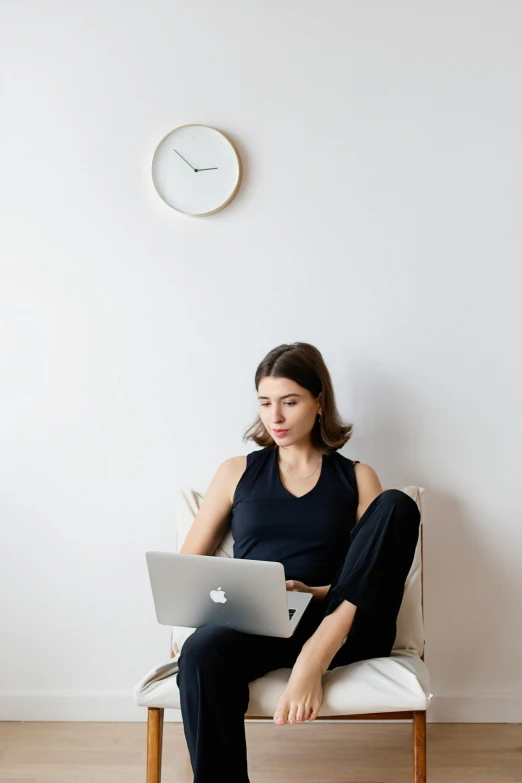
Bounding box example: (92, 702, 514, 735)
(151, 124, 242, 216)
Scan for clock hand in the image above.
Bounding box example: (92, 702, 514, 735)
(195, 167, 218, 172)
(173, 149, 196, 171)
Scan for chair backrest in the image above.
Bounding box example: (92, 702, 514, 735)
(175, 485, 426, 658)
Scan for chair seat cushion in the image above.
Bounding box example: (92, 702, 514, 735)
(134, 650, 433, 715)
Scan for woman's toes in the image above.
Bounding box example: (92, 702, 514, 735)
(273, 696, 288, 725)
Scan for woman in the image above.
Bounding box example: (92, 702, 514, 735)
(176, 342, 421, 783)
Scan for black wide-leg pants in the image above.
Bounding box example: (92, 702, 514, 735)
(176, 488, 421, 783)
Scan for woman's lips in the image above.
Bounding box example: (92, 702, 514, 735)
(273, 429, 289, 436)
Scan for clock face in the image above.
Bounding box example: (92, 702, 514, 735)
(151, 124, 242, 216)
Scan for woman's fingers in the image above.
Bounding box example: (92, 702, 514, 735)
(285, 579, 310, 592)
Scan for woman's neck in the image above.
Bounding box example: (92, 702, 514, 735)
(277, 444, 323, 469)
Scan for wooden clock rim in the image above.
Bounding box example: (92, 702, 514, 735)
(151, 123, 242, 217)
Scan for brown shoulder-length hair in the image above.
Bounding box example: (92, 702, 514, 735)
(242, 342, 353, 455)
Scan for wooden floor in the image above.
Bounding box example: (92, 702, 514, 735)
(0, 721, 521, 782)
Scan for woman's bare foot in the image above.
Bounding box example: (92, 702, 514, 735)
(273, 597, 356, 724)
(273, 650, 324, 724)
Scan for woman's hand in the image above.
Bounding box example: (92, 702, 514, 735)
(285, 580, 331, 601)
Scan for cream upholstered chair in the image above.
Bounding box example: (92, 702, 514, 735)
(135, 485, 433, 783)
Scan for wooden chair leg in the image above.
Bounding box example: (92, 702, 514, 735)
(147, 707, 164, 783)
(412, 710, 426, 783)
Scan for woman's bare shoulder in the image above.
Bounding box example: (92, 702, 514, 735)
(225, 455, 248, 506)
(352, 463, 384, 521)
(353, 462, 383, 488)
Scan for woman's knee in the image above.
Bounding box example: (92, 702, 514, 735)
(178, 625, 242, 672)
(379, 489, 420, 520)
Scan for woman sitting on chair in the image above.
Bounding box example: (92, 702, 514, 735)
(176, 341, 421, 783)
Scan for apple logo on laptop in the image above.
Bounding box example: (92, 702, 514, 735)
(210, 586, 227, 603)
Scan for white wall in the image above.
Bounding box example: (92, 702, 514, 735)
(1, 0, 521, 723)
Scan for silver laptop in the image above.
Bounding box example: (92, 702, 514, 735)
(145, 551, 314, 638)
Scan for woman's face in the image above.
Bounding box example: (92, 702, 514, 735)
(257, 377, 321, 445)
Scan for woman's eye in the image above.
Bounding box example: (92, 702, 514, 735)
(260, 402, 296, 407)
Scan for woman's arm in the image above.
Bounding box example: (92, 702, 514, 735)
(286, 580, 331, 601)
(353, 463, 383, 523)
(311, 584, 331, 601)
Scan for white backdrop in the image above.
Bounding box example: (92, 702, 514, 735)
(1, 0, 521, 722)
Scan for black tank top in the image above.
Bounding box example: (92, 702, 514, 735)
(231, 447, 360, 587)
